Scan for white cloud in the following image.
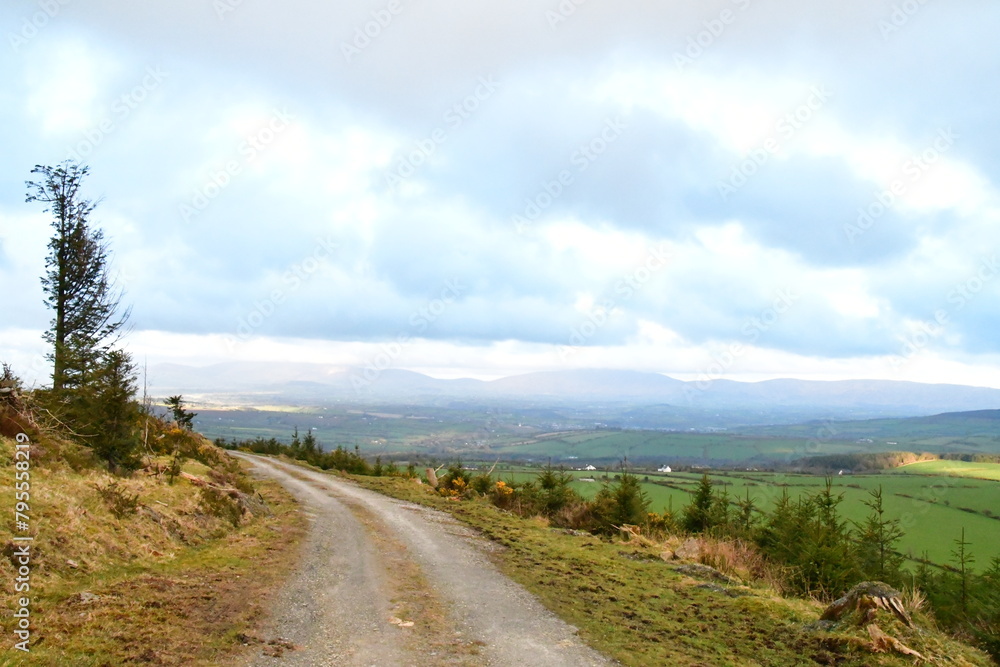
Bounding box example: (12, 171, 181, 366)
(23, 39, 118, 137)
(3, 0, 1000, 391)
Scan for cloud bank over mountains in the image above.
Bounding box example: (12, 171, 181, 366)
(2, 0, 999, 388)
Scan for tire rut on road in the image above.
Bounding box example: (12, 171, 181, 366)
(235, 455, 410, 666)
(234, 454, 612, 667)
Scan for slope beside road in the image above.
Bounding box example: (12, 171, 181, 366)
(230, 453, 612, 666)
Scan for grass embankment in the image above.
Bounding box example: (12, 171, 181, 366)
(349, 474, 992, 667)
(0, 433, 306, 665)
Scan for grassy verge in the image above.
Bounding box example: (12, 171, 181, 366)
(0, 436, 307, 666)
(347, 474, 992, 667)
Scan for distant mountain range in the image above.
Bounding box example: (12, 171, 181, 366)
(147, 363, 1000, 418)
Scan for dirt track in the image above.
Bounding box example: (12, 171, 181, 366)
(232, 453, 611, 666)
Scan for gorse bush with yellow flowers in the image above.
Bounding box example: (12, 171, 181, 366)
(429, 463, 656, 536)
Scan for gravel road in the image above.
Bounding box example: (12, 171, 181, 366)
(233, 453, 611, 667)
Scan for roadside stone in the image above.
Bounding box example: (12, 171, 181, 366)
(674, 537, 702, 560)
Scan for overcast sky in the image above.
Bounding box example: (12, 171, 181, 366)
(2, 0, 999, 390)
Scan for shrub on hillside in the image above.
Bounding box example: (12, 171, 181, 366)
(94, 480, 140, 519)
(592, 470, 651, 532)
(199, 486, 243, 528)
(436, 464, 473, 498)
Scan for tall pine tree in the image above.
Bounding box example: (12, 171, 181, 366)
(26, 161, 130, 392)
(27, 162, 140, 471)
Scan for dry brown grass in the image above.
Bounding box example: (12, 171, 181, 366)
(901, 587, 927, 614)
(654, 533, 789, 594)
(698, 537, 787, 590)
(0, 433, 307, 664)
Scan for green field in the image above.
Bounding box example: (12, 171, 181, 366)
(894, 459, 1000, 481)
(201, 403, 1000, 571)
(500, 467, 1000, 572)
(493, 430, 862, 464)
(196, 407, 843, 464)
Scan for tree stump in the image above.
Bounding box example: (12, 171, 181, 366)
(821, 581, 912, 627)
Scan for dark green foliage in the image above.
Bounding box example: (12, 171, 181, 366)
(951, 527, 975, 615)
(911, 544, 999, 659)
(754, 482, 860, 599)
(852, 486, 904, 586)
(301, 429, 319, 459)
(681, 474, 729, 534)
(976, 557, 1000, 660)
(470, 471, 495, 495)
(25, 162, 146, 473)
(682, 474, 715, 533)
(164, 395, 196, 430)
(27, 161, 129, 393)
(318, 445, 371, 475)
(733, 489, 758, 538)
(81, 350, 143, 473)
(537, 464, 577, 515)
(594, 469, 651, 531)
(798, 451, 935, 472)
(219, 434, 371, 475)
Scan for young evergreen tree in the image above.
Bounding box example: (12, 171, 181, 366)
(301, 429, 320, 463)
(82, 349, 142, 473)
(26, 161, 130, 393)
(594, 468, 650, 530)
(537, 463, 577, 516)
(757, 488, 796, 562)
(682, 474, 717, 533)
(853, 485, 905, 585)
(804, 479, 859, 598)
(733, 488, 759, 539)
(758, 483, 858, 598)
(952, 527, 976, 615)
(915, 551, 934, 595)
(164, 395, 197, 430)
